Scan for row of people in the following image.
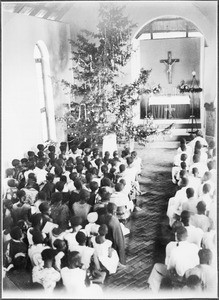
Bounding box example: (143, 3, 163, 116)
(147, 132, 217, 295)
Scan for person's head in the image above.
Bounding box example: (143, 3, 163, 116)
(207, 160, 215, 171)
(180, 153, 187, 162)
(104, 151, 110, 158)
(179, 137, 186, 146)
(59, 145, 66, 154)
(32, 231, 44, 245)
(5, 168, 15, 178)
(46, 173, 55, 183)
(115, 182, 123, 192)
(202, 183, 211, 194)
(39, 202, 51, 215)
(119, 164, 126, 173)
(53, 239, 67, 252)
(70, 216, 82, 230)
(98, 224, 108, 236)
(41, 248, 56, 267)
(131, 151, 137, 159)
(51, 192, 63, 205)
(107, 202, 117, 215)
(10, 226, 22, 240)
(74, 179, 83, 191)
(100, 177, 112, 187)
(54, 166, 63, 179)
(89, 181, 99, 192)
(160, 277, 174, 291)
(179, 169, 187, 179)
(193, 154, 200, 163)
(70, 172, 78, 182)
(196, 130, 203, 137)
(192, 167, 199, 177)
(101, 165, 108, 175)
(98, 187, 111, 202)
(55, 181, 65, 192)
(179, 177, 189, 188)
(176, 226, 188, 242)
(196, 201, 206, 214)
(37, 144, 45, 151)
(76, 164, 84, 174)
(186, 275, 202, 291)
(180, 144, 186, 152)
(171, 220, 184, 236)
(27, 161, 35, 171)
(181, 210, 190, 226)
(68, 251, 82, 269)
(202, 171, 212, 182)
(119, 178, 126, 188)
(48, 145, 56, 153)
(76, 231, 87, 246)
(85, 172, 93, 183)
(31, 213, 43, 228)
(79, 189, 90, 202)
(17, 190, 26, 203)
(194, 141, 202, 150)
(4, 199, 13, 211)
(198, 248, 212, 265)
(113, 150, 119, 158)
(84, 148, 91, 156)
(60, 175, 67, 184)
(126, 156, 133, 166)
(186, 187, 195, 199)
(11, 159, 21, 168)
(36, 160, 45, 170)
(180, 161, 187, 170)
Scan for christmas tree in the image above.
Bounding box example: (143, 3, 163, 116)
(61, 3, 152, 146)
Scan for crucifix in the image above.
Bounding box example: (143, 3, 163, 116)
(160, 51, 180, 84)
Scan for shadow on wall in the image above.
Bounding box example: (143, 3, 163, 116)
(48, 25, 70, 75)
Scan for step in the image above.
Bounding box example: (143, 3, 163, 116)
(147, 141, 180, 149)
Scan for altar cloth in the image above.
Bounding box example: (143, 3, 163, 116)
(149, 95, 190, 105)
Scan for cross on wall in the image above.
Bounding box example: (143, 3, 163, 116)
(160, 51, 180, 84)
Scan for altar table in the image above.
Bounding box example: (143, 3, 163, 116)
(149, 95, 191, 119)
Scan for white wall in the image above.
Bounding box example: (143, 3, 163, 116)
(2, 12, 72, 171)
(140, 38, 200, 90)
(63, 1, 217, 104)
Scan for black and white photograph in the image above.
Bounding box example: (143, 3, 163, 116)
(1, 1, 217, 298)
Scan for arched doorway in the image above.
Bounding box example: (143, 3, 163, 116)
(131, 16, 205, 129)
(34, 41, 56, 142)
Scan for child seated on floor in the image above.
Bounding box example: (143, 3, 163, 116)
(91, 224, 119, 275)
(60, 251, 103, 297)
(84, 212, 100, 238)
(32, 248, 61, 294)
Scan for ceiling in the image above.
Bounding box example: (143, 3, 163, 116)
(2, 2, 72, 22)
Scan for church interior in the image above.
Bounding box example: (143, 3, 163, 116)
(2, 1, 217, 298)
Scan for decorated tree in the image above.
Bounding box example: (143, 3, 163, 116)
(61, 3, 153, 146)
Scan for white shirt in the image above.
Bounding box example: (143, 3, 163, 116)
(185, 225, 204, 247)
(167, 241, 199, 276)
(34, 167, 48, 186)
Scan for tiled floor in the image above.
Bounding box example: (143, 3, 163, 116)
(3, 146, 177, 298)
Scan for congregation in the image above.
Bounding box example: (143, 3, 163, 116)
(2, 130, 217, 297)
(2, 139, 142, 296)
(147, 131, 217, 295)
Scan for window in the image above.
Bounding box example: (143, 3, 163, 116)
(34, 41, 56, 142)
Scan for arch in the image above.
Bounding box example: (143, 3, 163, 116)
(34, 40, 56, 142)
(131, 15, 205, 130)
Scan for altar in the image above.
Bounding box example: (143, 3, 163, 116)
(148, 95, 191, 119)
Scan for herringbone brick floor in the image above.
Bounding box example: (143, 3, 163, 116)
(102, 146, 176, 298)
